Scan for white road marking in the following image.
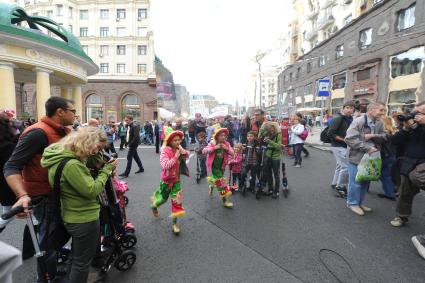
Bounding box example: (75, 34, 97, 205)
(344, 237, 356, 249)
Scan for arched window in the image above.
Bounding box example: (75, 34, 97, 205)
(86, 94, 103, 121)
(121, 93, 140, 121)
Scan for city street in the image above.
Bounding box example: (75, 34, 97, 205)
(4, 146, 425, 283)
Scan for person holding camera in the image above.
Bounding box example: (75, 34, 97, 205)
(41, 127, 116, 283)
(345, 102, 387, 216)
(389, 101, 425, 228)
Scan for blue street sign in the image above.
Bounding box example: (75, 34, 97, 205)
(317, 79, 331, 97)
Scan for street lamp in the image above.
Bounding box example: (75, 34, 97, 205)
(254, 49, 270, 108)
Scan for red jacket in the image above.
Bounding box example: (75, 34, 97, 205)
(229, 152, 243, 173)
(20, 116, 70, 196)
(160, 147, 189, 186)
(203, 141, 234, 172)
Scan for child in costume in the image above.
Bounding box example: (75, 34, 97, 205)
(202, 128, 235, 208)
(228, 143, 243, 191)
(151, 130, 189, 234)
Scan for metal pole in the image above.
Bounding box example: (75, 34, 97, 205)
(258, 61, 262, 108)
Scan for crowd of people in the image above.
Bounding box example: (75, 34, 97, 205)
(1, 95, 425, 282)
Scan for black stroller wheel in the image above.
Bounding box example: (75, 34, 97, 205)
(120, 233, 137, 249)
(114, 250, 136, 271)
(124, 196, 129, 206)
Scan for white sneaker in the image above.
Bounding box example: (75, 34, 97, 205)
(295, 165, 301, 168)
(412, 235, 425, 260)
(360, 205, 372, 212)
(348, 205, 364, 216)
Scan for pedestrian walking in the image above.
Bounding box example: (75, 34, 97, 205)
(327, 101, 355, 197)
(203, 128, 234, 208)
(289, 115, 305, 168)
(119, 115, 144, 178)
(118, 122, 127, 150)
(345, 102, 387, 216)
(151, 130, 189, 234)
(104, 123, 118, 156)
(378, 116, 397, 201)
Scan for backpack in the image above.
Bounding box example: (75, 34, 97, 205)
(299, 128, 309, 141)
(320, 126, 331, 143)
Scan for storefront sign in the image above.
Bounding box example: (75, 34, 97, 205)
(352, 79, 377, 96)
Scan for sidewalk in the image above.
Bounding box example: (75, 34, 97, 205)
(304, 126, 331, 151)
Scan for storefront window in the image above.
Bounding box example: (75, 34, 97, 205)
(387, 88, 416, 114)
(86, 94, 103, 121)
(122, 94, 141, 121)
(391, 46, 425, 78)
(331, 98, 344, 114)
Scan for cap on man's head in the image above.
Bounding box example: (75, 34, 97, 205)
(343, 100, 356, 108)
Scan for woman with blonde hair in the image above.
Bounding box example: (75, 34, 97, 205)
(379, 116, 398, 201)
(41, 127, 116, 283)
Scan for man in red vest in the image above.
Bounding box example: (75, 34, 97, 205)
(4, 96, 75, 281)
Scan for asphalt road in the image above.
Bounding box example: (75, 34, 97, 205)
(3, 146, 425, 283)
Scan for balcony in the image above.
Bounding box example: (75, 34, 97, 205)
(318, 14, 335, 30)
(306, 9, 319, 20)
(323, 0, 336, 8)
(344, 0, 353, 4)
(305, 28, 318, 41)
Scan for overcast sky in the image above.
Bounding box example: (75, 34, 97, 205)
(152, 0, 293, 106)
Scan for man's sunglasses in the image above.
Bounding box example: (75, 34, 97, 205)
(65, 108, 77, 114)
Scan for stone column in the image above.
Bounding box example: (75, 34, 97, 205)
(0, 62, 16, 111)
(34, 67, 53, 120)
(60, 85, 70, 99)
(72, 84, 83, 120)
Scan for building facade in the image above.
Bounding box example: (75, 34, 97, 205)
(278, 0, 424, 116)
(261, 68, 280, 108)
(15, 0, 156, 123)
(189, 94, 219, 117)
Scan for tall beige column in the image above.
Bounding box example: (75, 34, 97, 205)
(0, 62, 16, 111)
(34, 67, 53, 120)
(60, 85, 70, 99)
(72, 84, 83, 120)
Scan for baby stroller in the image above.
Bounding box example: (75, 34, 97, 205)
(112, 178, 135, 233)
(281, 162, 289, 198)
(95, 175, 137, 274)
(196, 155, 201, 184)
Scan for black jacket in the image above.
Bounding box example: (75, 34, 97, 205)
(128, 123, 141, 148)
(328, 113, 352, 148)
(1, 141, 17, 206)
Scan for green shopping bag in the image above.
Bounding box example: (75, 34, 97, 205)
(355, 151, 382, 182)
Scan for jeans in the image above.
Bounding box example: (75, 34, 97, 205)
(32, 197, 62, 280)
(242, 164, 257, 190)
(119, 136, 127, 149)
(65, 220, 100, 283)
(265, 158, 280, 193)
(292, 143, 303, 165)
(105, 142, 117, 155)
(347, 162, 370, 206)
(199, 158, 207, 177)
(380, 155, 396, 198)
(331, 147, 349, 188)
(124, 147, 144, 175)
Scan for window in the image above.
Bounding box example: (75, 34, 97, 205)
(137, 45, 147, 55)
(331, 98, 344, 114)
(100, 9, 109, 19)
(117, 9, 126, 19)
(332, 72, 346, 89)
(307, 62, 312, 73)
(344, 14, 352, 26)
(319, 55, 327, 67)
(137, 27, 147, 37)
(116, 27, 126, 36)
(68, 25, 72, 32)
(56, 4, 63, 16)
(336, 44, 344, 59)
(387, 88, 416, 114)
(68, 7, 73, 19)
(100, 63, 109, 73)
(80, 27, 88, 37)
(289, 73, 293, 81)
(137, 64, 147, 74)
(99, 27, 108, 37)
(79, 9, 88, 20)
(117, 45, 126, 55)
(138, 8, 147, 19)
(100, 45, 109, 56)
(117, 64, 126, 73)
(121, 94, 140, 121)
(86, 94, 103, 121)
(296, 67, 301, 79)
(396, 4, 416, 32)
(47, 10, 53, 18)
(356, 68, 371, 81)
(391, 46, 425, 78)
(81, 45, 88, 54)
(359, 28, 372, 50)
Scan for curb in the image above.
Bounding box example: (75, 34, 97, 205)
(305, 143, 332, 152)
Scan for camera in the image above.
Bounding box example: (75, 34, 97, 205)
(103, 151, 117, 162)
(397, 111, 419, 122)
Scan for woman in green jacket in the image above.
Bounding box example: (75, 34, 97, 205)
(41, 127, 116, 283)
